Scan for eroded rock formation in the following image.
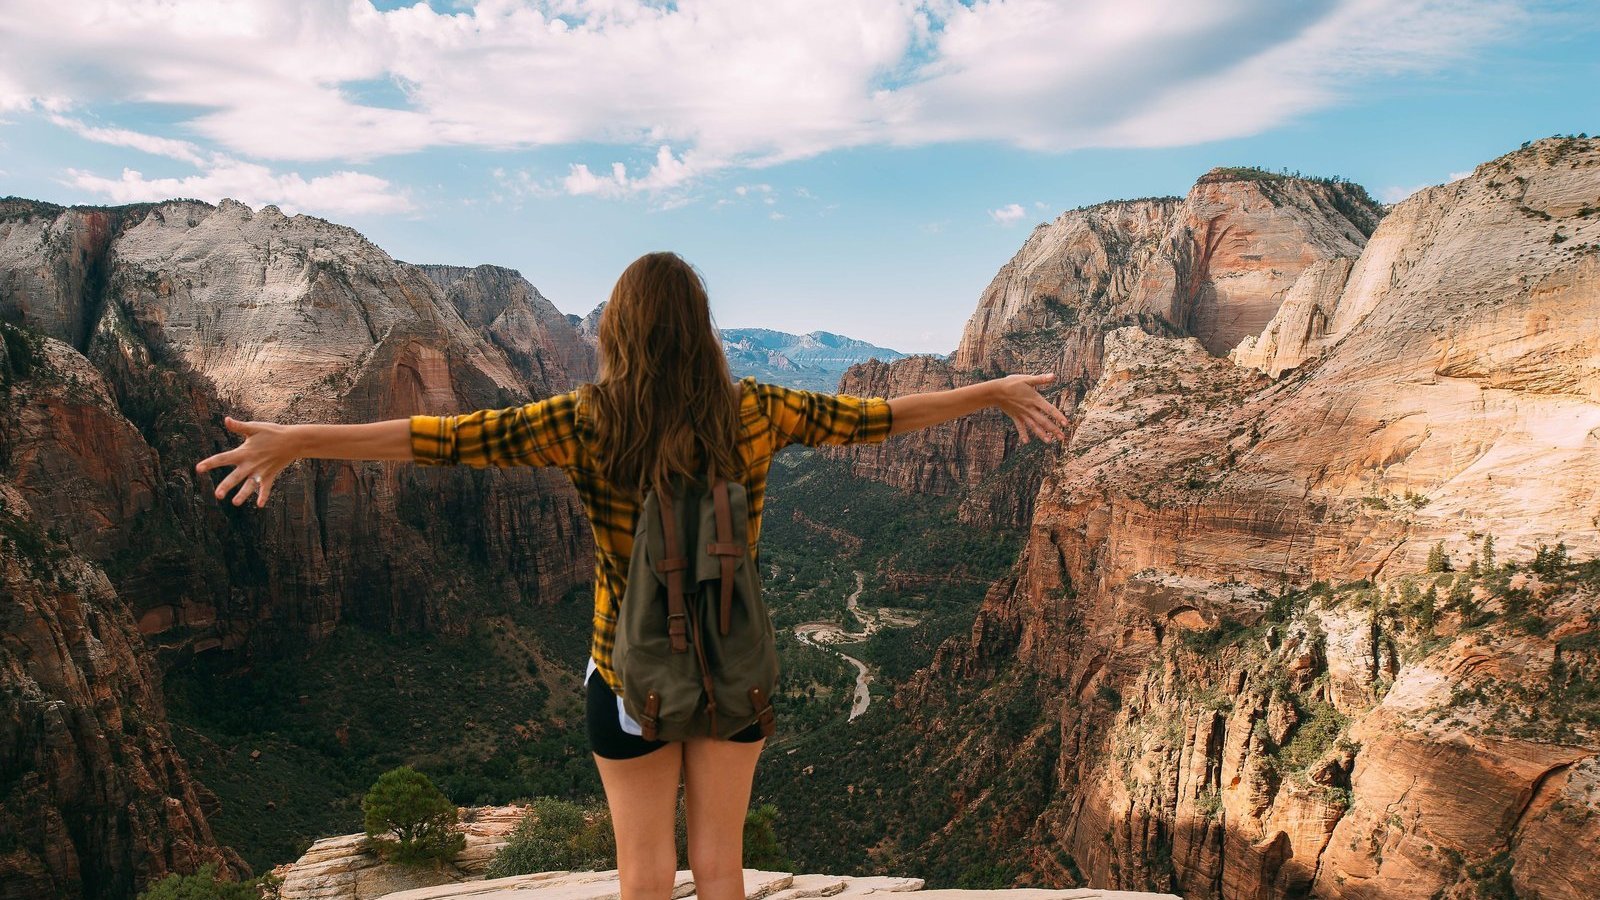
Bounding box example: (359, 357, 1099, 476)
(0, 198, 596, 895)
(829, 169, 1382, 528)
(889, 137, 1600, 897)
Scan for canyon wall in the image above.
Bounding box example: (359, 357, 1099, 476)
(890, 137, 1600, 897)
(0, 198, 596, 895)
(829, 171, 1382, 528)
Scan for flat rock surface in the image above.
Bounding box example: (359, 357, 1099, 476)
(371, 869, 1177, 900)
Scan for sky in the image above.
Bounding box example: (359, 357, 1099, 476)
(0, 1, 1595, 354)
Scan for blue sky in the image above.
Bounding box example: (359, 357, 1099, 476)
(0, 1, 1595, 353)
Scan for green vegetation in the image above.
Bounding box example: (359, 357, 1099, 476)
(1272, 699, 1349, 774)
(164, 586, 602, 871)
(760, 450, 1022, 713)
(362, 766, 466, 865)
(135, 864, 274, 900)
(485, 797, 615, 877)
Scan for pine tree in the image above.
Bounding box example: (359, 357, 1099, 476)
(362, 766, 466, 866)
(1425, 540, 1452, 573)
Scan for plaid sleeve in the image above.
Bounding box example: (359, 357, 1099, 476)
(755, 380, 894, 449)
(409, 390, 580, 468)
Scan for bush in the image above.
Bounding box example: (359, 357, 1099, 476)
(362, 766, 466, 866)
(136, 864, 260, 900)
(486, 798, 616, 877)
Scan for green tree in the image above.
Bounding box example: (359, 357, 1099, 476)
(743, 803, 794, 871)
(1425, 540, 1452, 573)
(1480, 535, 1497, 571)
(362, 766, 466, 866)
(136, 864, 259, 900)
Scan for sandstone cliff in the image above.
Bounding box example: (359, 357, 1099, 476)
(417, 264, 596, 388)
(0, 329, 246, 898)
(829, 170, 1382, 529)
(0, 198, 596, 895)
(888, 137, 1600, 897)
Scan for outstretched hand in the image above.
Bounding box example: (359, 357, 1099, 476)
(993, 373, 1070, 444)
(194, 416, 300, 508)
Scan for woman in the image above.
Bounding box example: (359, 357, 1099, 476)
(194, 251, 1068, 900)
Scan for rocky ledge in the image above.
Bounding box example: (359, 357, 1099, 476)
(372, 869, 1178, 900)
(270, 807, 1176, 900)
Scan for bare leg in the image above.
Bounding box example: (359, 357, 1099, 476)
(683, 736, 765, 900)
(594, 743, 685, 900)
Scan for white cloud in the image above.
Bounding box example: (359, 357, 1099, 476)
(0, 0, 1519, 197)
(1378, 167, 1481, 204)
(989, 202, 1026, 225)
(63, 161, 412, 216)
(48, 114, 210, 166)
(563, 145, 699, 197)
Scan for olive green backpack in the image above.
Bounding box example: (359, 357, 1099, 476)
(613, 468, 779, 741)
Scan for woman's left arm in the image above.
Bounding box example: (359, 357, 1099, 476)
(888, 372, 1068, 443)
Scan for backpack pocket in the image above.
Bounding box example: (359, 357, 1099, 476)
(616, 641, 704, 741)
(710, 621, 780, 737)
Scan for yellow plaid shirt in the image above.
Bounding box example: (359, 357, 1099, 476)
(409, 374, 894, 695)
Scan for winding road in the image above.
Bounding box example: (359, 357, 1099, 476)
(792, 571, 919, 721)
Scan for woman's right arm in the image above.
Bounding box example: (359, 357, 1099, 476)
(195, 416, 413, 508)
(196, 392, 580, 508)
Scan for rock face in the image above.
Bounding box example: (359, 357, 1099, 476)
(0, 335, 245, 898)
(271, 811, 1179, 900)
(417, 264, 596, 388)
(887, 138, 1600, 897)
(828, 170, 1382, 528)
(0, 198, 596, 893)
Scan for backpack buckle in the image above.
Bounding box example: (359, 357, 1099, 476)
(666, 611, 688, 652)
(748, 687, 776, 738)
(641, 691, 661, 741)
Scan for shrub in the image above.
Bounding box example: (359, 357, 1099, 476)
(362, 766, 466, 866)
(136, 864, 260, 900)
(485, 798, 616, 877)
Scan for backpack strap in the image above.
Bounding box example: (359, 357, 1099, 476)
(706, 478, 741, 636)
(656, 485, 690, 653)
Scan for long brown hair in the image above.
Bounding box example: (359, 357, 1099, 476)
(578, 251, 743, 499)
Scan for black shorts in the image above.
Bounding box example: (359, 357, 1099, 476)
(585, 668, 763, 760)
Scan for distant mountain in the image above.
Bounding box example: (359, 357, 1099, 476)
(720, 327, 907, 391)
(569, 304, 907, 391)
